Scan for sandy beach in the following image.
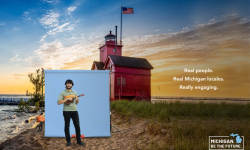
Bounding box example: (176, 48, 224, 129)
(0, 110, 170, 150)
(0, 105, 43, 144)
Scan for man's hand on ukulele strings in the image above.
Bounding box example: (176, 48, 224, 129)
(65, 97, 74, 105)
(68, 97, 73, 101)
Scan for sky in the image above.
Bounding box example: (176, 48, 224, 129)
(0, 0, 249, 98)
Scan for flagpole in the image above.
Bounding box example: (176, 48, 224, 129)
(120, 5, 122, 45)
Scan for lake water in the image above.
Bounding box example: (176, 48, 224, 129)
(0, 105, 40, 144)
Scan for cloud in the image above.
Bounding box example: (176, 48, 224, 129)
(39, 8, 81, 42)
(23, 12, 31, 20)
(39, 10, 60, 28)
(68, 6, 77, 15)
(231, 12, 238, 16)
(9, 55, 22, 63)
(14, 77, 21, 80)
(40, 22, 75, 42)
(154, 29, 160, 32)
(47, 22, 73, 34)
(13, 27, 20, 31)
(24, 56, 35, 63)
(182, 26, 188, 30)
(240, 17, 250, 24)
(69, 36, 76, 40)
(43, 0, 52, 3)
(13, 74, 26, 76)
(71, 66, 82, 69)
(241, 17, 247, 21)
(75, 19, 80, 23)
(193, 12, 241, 28)
(0, 22, 5, 25)
(194, 22, 213, 27)
(38, 9, 79, 42)
(209, 18, 215, 22)
(34, 39, 101, 69)
(42, 0, 59, 3)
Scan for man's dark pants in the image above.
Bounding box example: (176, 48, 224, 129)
(63, 111, 81, 143)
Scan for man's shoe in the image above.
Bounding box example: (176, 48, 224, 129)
(66, 141, 71, 146)
(77, 141, 86, 146)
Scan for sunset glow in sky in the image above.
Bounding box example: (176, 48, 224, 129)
(0, 0, 249, 98)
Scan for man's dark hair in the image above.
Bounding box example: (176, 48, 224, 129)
(65, 79, 74, 86)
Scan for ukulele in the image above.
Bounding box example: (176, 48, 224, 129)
(65, 94, 84, 105)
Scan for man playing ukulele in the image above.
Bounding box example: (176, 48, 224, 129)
(57, 79, 85, 146)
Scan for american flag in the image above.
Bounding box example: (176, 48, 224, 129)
(122, 7, 134, 14)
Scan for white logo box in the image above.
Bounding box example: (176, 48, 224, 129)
(209, 136, 244, 150)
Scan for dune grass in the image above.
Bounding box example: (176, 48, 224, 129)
(111, 99, 250, 150)
(111, 99, 250, 121)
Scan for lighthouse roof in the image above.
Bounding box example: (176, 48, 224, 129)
(105, 30, 116, 38)
(108, 55, 154, 69)
(93, 61, 105, 70)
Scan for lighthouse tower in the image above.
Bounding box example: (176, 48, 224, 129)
(98, 30, 123, 63)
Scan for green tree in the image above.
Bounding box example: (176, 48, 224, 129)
(35, 101, 40, 112)
(28, 69, 45, 95)
(14, 98, 32, 112)
(18, 98, 26, 111)
(28, 93, 44, 107)
(27, 68, 45, 112)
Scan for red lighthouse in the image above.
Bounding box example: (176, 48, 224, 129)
(91, 30, 154, 101)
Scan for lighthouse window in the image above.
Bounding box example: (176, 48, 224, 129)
(102, 49, 104, 53)
(113, 48, 115, 52)
(122, 78, 126, 86)
(117, 77, 120, 86)
(105, 37, 110, 41)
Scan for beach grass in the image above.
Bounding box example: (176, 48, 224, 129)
(111, 99, 250, 149)
(111, 99, 250, 121)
